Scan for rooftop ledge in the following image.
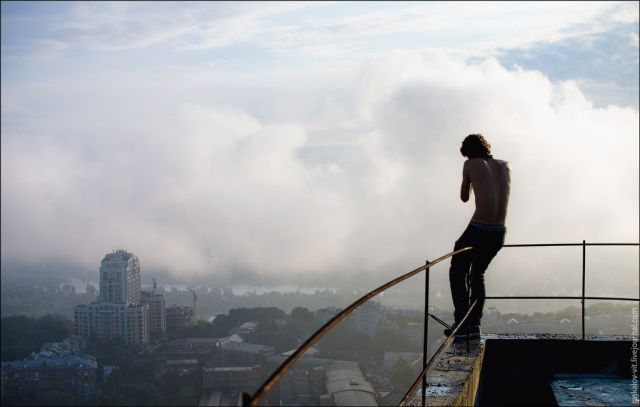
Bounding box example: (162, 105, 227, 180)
(407, 334, 636, 407)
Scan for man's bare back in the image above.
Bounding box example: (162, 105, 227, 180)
(460, 157, 511, 226)
(446, 134, 509, 337)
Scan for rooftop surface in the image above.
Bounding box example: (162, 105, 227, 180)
(406, 334, 635, 407)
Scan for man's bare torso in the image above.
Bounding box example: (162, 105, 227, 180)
(460, 158, 511, 226)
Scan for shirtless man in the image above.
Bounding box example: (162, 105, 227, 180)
(444, 134, 511, 338)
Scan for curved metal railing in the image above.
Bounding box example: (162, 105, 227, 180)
(398, 299, 478, 406)
(241, 241, 639, 407)
(243, 246, 473, 406)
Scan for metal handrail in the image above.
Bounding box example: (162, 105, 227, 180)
(242, 241, 639, 407)
(243, 246, 473, 406)
(398, 300, 478, 406)
(500, 241, 639, 340)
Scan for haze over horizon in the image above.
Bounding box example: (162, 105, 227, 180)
(1, 2, 638, 298)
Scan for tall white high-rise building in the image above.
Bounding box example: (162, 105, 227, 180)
(99, 249, 141, 304)
(75, 249, 151, 345)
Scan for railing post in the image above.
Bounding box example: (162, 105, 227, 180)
(422, 260, 430, 407)
(466, 271, 471, 352)
(242, 392, 252, 407)
(581, 240, 586, 340)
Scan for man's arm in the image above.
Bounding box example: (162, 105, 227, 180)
(460, 161, 471, 202)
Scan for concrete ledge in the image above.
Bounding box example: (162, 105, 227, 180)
(399, 334, 633, 406)
(405, 338, 485, 407)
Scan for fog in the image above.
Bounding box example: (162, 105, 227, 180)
(1, 3, 638, 300)
(2, 52, 637, 295)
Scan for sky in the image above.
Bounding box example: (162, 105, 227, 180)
(1, 1, 638, 299)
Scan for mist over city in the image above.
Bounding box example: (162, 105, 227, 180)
(2, 2, 638, 293)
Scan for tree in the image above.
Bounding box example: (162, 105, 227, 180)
(85, 283, 98, 296)
(1, 314, 73, 361)
(124, 382, 166, 406)
(291, 307, 317, 329)
(178, 320, 213, 338)
(213, 313, 231, 337)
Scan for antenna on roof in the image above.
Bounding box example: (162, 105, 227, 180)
(189, 288, 198, 325)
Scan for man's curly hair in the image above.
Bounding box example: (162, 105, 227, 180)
(460, 134, 492, 159)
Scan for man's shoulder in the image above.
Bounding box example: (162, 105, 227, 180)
(465, 157, 507, 166)
(465, 157, 510, 172)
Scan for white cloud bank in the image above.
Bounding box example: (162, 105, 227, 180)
(1, 52, 638, 296)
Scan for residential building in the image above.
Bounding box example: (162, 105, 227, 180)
(141, 290, 166, 338)
(351, 301, 380, 337)
(1, 338, 97, 401)
(166, 305, 195, 332)
(216, 334, 275, 365)
(74, 249, 153, 345)
(74, 301, 149, 345)
(99, 249, 141, 304)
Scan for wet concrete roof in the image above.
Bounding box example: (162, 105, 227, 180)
(551, 373, 635, 406)
(405, 334, 634, 406)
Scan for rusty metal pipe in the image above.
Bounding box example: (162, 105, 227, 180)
(244, 246, 473, 406)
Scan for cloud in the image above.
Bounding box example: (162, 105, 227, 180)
(49, 1, 312, 52)
(259, 2, 638, 59)
(6, 2, 636, 59)
(2, 39, 69, 61)
(1, 51, 637, 298)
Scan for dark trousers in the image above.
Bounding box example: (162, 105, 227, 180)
(449, 223, 505, 327)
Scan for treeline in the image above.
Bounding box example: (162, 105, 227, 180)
(1, 278, 98, 319)
(1, 314, 73, 361)
(1, 269, 361, 320)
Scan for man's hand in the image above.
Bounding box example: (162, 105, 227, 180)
(461, 161, 471, 202)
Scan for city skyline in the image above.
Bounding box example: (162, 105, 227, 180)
(1, 2, 638, 296)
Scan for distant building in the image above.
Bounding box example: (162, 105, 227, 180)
(162, 337, 218, 360)
(265, 357, 378, 406)
(165, 359, 199, 376)
(99, 249, 141, 304)
(351, 301, 380, 337)
(216, 334, 275, 365)
(405, 322, 423, 346)
(230, 321, 258, 335)
(201, 363, 262, 405)
(74, 301, 149, 345)
(1, 338, 97, 401)
(103, 365, 118, 384)
(281, 346, 320, 358)
(141, 290, 166, 338)
(316, 307, 341, 325)
(203, 364, 261, 390)
(383, 352, 422, 374)
(74, 249, 153, 345)
(166, 305, 195, 332)
(324, 361, 377, 406)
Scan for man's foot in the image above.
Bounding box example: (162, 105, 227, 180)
(443, 323, 481, 338)
(443, 322, 465, 338)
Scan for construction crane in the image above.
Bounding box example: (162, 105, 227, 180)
(188, 288, 198, 325)
(152, 277, 157, 294)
